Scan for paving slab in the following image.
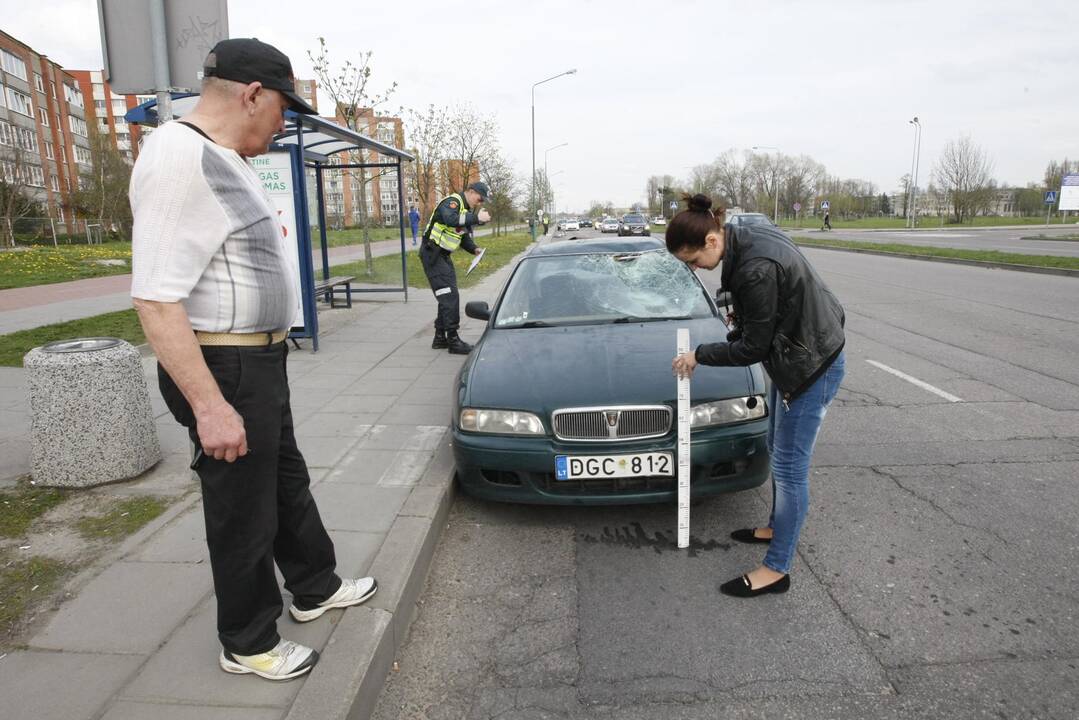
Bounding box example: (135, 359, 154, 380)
(1, 650, 146, 720)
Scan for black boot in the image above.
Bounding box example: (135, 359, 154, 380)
(432, 330, 448, 349)
(446, 331, 473, 355)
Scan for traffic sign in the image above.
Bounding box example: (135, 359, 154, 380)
(821, 200, 830, 210)
(793, 202, 802, 212)
(1044, 190, 1057, 205)
(670, 200, 677, 210)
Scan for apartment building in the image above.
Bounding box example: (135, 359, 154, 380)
(67, 70, 145, 164)
(0, 29, 92, 229)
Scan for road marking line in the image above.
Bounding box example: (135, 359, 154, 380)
(866, 360, 963, 402)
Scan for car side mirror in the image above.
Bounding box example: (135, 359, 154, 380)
(465, 301, 490, 320)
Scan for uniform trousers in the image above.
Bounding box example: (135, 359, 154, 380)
(158, 341, 341, 655)
(419, 241, 461, 332)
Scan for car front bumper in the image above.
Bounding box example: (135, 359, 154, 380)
(452, 422, 769, 505)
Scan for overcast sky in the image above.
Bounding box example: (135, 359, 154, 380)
(5, 0, 1077, 212)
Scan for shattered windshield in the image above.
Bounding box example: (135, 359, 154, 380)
(494, 250, 714, 328)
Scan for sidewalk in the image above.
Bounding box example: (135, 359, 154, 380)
(0, 225, 522, 335)
(0, 256, 517, 720)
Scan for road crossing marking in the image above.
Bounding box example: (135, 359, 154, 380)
(866, 360, 963, 402)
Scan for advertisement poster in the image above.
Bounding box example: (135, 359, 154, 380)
(250, 151, 305, 329)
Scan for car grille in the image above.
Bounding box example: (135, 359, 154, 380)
(552, 406, 671, 442)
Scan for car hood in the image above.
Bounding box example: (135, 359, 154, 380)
(460, 318, 760, 413)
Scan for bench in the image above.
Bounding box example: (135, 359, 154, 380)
(313, 275, 356, 309)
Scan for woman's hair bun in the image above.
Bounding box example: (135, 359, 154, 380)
(684, 193, 713, 212)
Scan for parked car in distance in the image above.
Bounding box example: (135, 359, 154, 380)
(652, 216, 667, 225)
(600, 217, 620, 233)
(577, 218, 592, 228)
(726, 212, 774, 227)
(558, 218, 580, 231)
(454, 237, 770, 505)
(618, 213, 650, 236)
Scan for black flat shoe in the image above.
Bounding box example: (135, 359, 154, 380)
(719, 573, 790, 598)
(730, 528, 772, 544)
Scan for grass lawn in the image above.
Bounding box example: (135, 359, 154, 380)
(0, 309, 145, 367)
(76, 495, 168, 539)
(0, 551, 69, 643)
(0, 482, 69, 538)
(779, 216, 1075, 230)
(323, 226, 407, 247)
(0, 242, 133, 290)
(329, 231, 535, 290)
(792, 236, 1079, 271)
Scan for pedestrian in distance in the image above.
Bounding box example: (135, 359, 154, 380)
(129, 38, 377, 682)
(542, 213, 550, 235)
(822, 211, 832, 231)
(409, 204, 421, 246)
(419, 181, 490, 354)
(668, 193, 846, 599)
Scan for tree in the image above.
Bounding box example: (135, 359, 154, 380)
(0, 131, 44, 247)
(932, 136, 994, 223)
(404, 104, 449, 220)
(712, 150, 754, 209)
(479, 147, 519, 237)
(1044, 158, 1075, 193)
(71, 124, 133, 240)
(309, 37, 398, 276)
(879, 193, 891, 215)
(446, 103, 497, 191)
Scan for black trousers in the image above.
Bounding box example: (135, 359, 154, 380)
(159, 342, 340, 655)
(419, 241, 460, 332)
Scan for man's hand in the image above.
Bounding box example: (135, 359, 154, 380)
(473, 246, 484, 256)
(195, 400, 248, 462)
(477, 208, 491, 223)
(672, 351, 699, 379)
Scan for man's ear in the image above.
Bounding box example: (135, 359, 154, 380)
(241, 81, 263, 112)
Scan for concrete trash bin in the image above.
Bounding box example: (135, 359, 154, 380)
(24, 337, 161, 487)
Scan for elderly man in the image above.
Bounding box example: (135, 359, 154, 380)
(129, 38, 376, 682)
(419, 181, 490, 353)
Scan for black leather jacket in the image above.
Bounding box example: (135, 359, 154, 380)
(695, 223, 845, 402)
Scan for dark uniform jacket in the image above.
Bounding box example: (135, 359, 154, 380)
(423, 193, 481, 254)
(695, 223, 846, 402)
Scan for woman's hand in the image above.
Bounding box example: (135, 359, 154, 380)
(672, 351, 698, 379)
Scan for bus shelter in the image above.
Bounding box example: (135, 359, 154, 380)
(126, 94, 415, 351)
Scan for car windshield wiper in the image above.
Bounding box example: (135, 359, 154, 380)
(502, 320, 555, 328)
(611, 315, 692, 324)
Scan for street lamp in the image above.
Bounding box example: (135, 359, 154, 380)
(544, 142, 569, 214)
(753, 145, 781, 224)
(531, 69, 577, 240)
(908, 117, 922, 229)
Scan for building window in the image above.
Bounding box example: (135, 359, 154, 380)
(0, 83, 5, 109)
(50, 81, 57, 99)
(27, 164, 45, 187)
(75, 146, 92, 165)
(63, 84, 84, 108)
(95, 99, 106, 112)
(58, 206, 65, 223)
(1, 50, 28, 80)
(39, 108, 50, 127)
(34, 73, 44, 93)
(6, 87, 33, 117)
(111, 99, 126, 117)
(50, 175, 60, 191)
(0, 120, 12, 145)
(69, 116, 88, 138)
(45, 141, 54, 159)
(16, 126, 38, 152)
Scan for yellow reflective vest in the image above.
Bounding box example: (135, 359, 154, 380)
(424, 193, 470, 252)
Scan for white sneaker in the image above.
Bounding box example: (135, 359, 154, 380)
(289, 576, 378, 623)
(219, 638, 319, 681)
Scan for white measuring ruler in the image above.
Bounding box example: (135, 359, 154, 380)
(676, 328, 690, 549)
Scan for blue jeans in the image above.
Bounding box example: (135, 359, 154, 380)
(763, 351, 845, 574)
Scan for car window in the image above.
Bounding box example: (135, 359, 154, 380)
(623, 214, 645, 223)
(494, 250, 713, 327)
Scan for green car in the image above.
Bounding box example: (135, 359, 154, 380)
(454, 237, 770, 505)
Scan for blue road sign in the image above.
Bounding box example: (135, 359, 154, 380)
(1044, 190, 1057, 205)
(821, 200, 830, 210)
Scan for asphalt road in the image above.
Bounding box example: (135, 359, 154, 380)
(372, 231, 1079, 719)
(794, 224, 1079, 257)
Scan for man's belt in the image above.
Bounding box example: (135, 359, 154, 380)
(195, 330, 288, 346)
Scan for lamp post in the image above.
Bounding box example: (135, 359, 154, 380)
(544, 142, 569, 215)
(531, 69, 577, 240)
(908, 117, 922, 229)
(753, 145, 781, 224)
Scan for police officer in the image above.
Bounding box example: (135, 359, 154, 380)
(420, 181, 490, 354)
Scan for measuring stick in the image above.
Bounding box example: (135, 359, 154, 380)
(676, 328, 691, 549)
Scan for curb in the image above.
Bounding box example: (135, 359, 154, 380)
(284, 399, 458, 720)
(794, 242, 1079, 278)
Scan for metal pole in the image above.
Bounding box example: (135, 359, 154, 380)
(907, 117, 918, 228)
(530, 91, 536, 241)
(912, 119, 922, 228)
(149, 0, 172, 122)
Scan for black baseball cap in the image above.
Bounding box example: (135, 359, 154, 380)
(202, 38, 316, 115)
(468, 182, 490, 201)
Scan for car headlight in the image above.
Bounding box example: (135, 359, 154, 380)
(459, 408, 546, 435)
(690, 395, 766, 428)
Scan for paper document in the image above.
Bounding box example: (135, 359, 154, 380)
(466, 247, 486, 275)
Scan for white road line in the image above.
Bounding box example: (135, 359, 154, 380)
(866, 360, 963, 402)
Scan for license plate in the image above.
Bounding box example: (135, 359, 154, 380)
(554, 452, 673, 480)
